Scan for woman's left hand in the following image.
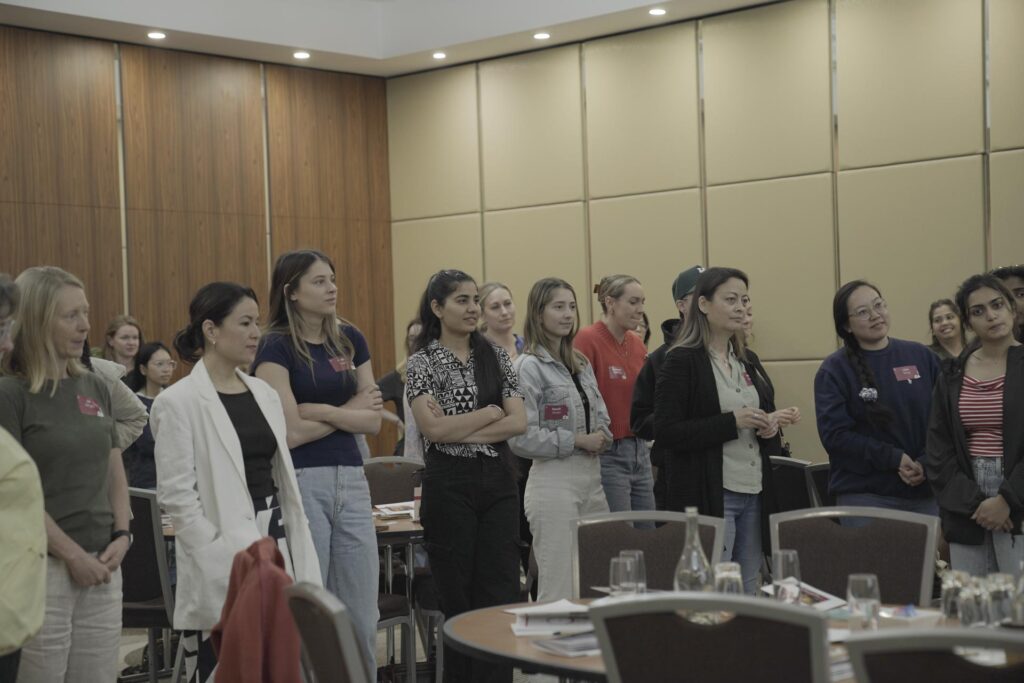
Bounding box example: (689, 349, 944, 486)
(756, 416, 779, 439)
(99, 536, 131, 572)
(972, 495, 1011, 531)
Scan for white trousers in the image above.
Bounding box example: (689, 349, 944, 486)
(525, 454, 609, 602)
(17, 557, 122, 683)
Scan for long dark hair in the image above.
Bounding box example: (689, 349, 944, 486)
(671, 267, 749, 360)
(174, 282, 258, 364)
(126, 341, 172, 391)
(832, 280, 892, 427)
(927, 298, 966, 349)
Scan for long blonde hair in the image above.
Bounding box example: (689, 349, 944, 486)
(522, 278, 586, 375)
(3, 267, 88, 395)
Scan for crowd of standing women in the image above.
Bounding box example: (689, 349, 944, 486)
(0, 255, 1022, 683)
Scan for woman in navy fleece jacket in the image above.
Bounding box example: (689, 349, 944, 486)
(814, 280, 940, 521)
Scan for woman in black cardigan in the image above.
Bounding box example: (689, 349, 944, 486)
(654, 267, 782, 593)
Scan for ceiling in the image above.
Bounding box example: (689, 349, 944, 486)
(0, 0, 772, 77)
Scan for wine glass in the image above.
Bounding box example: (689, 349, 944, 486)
(714, 562, 743, 594)
(847, 574, 881, 630)
(772, 550, 801, 604)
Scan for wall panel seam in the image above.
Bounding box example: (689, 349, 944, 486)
(982, 0, 992, 270)
(391, 211, 483, 227)
(260, 63, 273, 282)
(475, 63, 487, 279)
(695, 20, 709, 268)
(579, 44, 594, 324)
(828, 0, 840, 292)
(835, 152, 987, 177)
(113, 42, 129, 314)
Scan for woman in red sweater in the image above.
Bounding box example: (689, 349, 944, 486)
(575, 274, 654, 517)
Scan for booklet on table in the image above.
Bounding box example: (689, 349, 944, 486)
(504, 599, 592, 636)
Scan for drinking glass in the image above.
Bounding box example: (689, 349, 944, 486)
(847, 574, 881, 631)
(772, 550, 801, 604)
(619, 550, 647, 594)
(986, 573, 1016, 625)
(714, 562, 743, 594)
(958, 577, 989, 627)
(609, 557, 637, 596)
(940, 570, 971, 621)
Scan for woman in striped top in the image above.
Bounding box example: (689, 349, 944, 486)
(926, 273, 1024, 578)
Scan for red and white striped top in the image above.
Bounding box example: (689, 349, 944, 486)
(959, 375, 1005, 458)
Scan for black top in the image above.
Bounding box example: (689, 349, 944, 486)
(631, 318, 681, 467)
(218, 391, 277, 500)
(124, 394, 157, 489)
(378, 369, 405, 423)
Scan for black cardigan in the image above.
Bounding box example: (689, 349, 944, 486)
(653, 345, 781, 530)
(925, 345, 1024, 545)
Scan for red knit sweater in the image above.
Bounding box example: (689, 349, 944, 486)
(574, 321, 648, 440)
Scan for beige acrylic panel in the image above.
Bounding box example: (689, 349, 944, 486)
(483, 203, 588, 330)
(991, 0, 1024, 150)
(391, 213, 483, 358)
(479, 46, 584, 210)
(836, 0, 983, 169)
(589, 190, 703, 337)
(387, 65, 481, 221)
(762, 361, 827, 463)
(583, 23, 699, 198)
(990, 149, 1024, 265)
(837, 156, 985, 344)
(707, 174, 836, 360)
(702, 0, 831, 185)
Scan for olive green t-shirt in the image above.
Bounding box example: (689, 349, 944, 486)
(0, 373, 117, 553)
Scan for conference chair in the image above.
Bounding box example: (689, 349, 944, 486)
(770, 456, 816, 512)
(591, 593, 830, 683)
(364, 455, 420, 505)
(847, 629, 1024, 683)
(572, 511, 724, 599)
(286, 583, 373, 683)
(770, 506, 938, 606)
(806, 462, 834, 507)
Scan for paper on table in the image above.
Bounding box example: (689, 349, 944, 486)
(506, 599, 591, 636)
(827, 628, 850, 643)
(504, 599, 588, 616)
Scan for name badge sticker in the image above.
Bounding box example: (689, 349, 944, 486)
(608, 366, 627, 381)
(77, 395, 104, 417)
(892, 365, 921, 384)
(329, 356, 351, 373)
(544, 404, 570, 421)
(742, 371, 755, 386)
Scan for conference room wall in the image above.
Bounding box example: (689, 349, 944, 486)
(386, 0, 1023, 464)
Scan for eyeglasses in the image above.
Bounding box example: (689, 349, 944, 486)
(151, 360, 178, 370)
(849, 299, 887, 321)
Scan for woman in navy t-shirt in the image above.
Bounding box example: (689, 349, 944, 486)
(253, 250, 383, 670)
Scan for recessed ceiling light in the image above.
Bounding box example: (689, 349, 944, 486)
(293, 51, 311, 60)
(147, 31, 166, 40)
(649, 8, 667, 16)
(432, 51, 447, 60)
(533, 32, 551, 40)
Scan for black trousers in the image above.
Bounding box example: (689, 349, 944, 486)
(421, 450, 521, 683)
(0, 650, 20, 683)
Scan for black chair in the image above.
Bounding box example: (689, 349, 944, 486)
(770, 456, 815, 512)
(572, 511, 724, 599)
(287, 582, 373, 683)
(847, 629, 1024, 683)
(806, 462, 834, 506)
(120, 488, 180, 683)
(591, 594, 830, 683)
(364, 456, 420, 505)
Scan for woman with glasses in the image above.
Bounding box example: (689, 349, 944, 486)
(814, 281, 941, 521)
(122, 342, 176, 488)
(927, 299, 967, 361)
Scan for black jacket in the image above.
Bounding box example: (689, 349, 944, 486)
(925, 345, 1024, 545)
(653, 345, 781, 534)
(631, 319, 681, 467)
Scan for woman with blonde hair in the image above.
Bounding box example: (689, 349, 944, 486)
(0, 267, 129, 682)
(101, 314, 143, 373)
(478, 282, 523, 361)
(510, 278, 610, 600)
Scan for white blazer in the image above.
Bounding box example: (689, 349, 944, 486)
(152, 359, 322, 630)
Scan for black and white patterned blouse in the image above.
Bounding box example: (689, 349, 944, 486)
(405, 339, 522, 458)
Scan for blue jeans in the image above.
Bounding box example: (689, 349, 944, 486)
(600, 438, 656, 524)
(949, 457, 1024, 579)
(722, 491, 763, 595)
(835, 492, 938, 527)
(295, 465, 380, 671)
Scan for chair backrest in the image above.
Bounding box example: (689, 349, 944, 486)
(770, 456, 815, 512)
(770, 506, 938, 606)
(122, 488, 174, 621)
(806, 462, 834, 507)
(847, 629, 1024, 683)
(572, 511, 724, 599)
(363, 456, 421, 505)
(286, 582, 372, 683)
(591, 593, 830, 683)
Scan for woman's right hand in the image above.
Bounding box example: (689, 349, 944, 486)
(734, 407, 771, 431)
(67, 551, 112, 587)
(346, 385, 383, 411)
(575, 431, 609, 454)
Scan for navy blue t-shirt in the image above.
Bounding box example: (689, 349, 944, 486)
(253, 326, 371, 468)
(814, 337, 940, 499)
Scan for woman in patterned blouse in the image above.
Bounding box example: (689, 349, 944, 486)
(405, 269, 526, 683)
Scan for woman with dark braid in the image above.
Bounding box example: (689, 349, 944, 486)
(814, 280, 941, 523)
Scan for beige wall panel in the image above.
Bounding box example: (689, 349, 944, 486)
(583, 23, 699, 198)
(483, 203, 588, 329)
(762, 361, 827, 463)
(990, 149, 1024, 264)
(837, 156, 985, 344)
(991, 0, 1024, 150)
(589, 190, 703, 336)
(703, 0, 831, 185)
(392, 214, 483, 357)
(479, 47, 584, 210)
(707, 174, 836, 360)
(387, 65, 481, 221)
(836, 0, 983, 169)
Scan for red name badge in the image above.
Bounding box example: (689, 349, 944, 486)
(608, 366, 627, 381)
(544, 404, 570, 421)
(77, 395, 104, 417)
(328, 356, 350, 372)
(742, 371, 754, 386)
(892, 365, 921, 383)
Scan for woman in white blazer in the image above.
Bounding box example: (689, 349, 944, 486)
(152, 282, 320, 683)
